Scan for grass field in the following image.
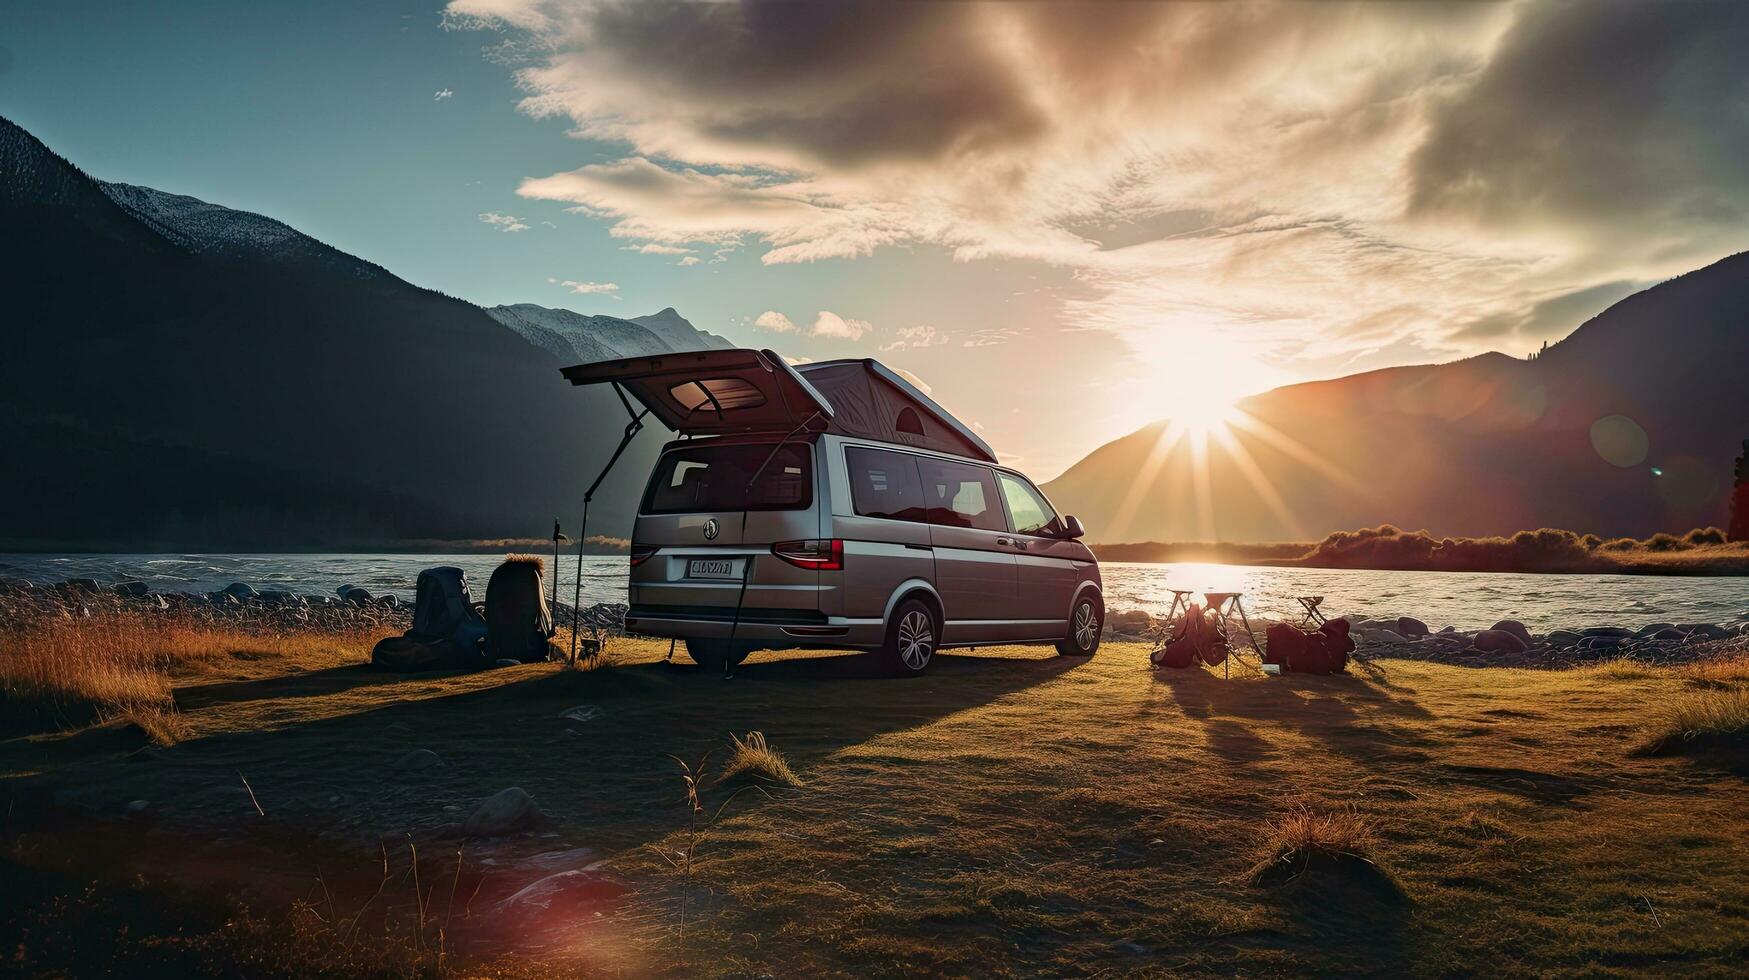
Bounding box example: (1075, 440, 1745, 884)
(3, 622, 1748, 976)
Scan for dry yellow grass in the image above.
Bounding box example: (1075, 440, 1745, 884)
(0, 598, 393, 735)
(717, 730, 803, 787)
(1637, 686, 1749, 755)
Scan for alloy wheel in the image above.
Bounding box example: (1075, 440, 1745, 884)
(1074, 600, 1099, 651)
(897, 609, 935, 670)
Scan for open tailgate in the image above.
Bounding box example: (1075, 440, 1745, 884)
(562, 348, 835, 436)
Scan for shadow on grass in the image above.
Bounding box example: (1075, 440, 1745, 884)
(1154, 665, 1439, 771)
(9, 647, 1084, 859)
(173, 663, 432, 709)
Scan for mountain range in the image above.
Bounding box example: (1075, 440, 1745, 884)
(1044, 253, 1749, 542)
(0, 115, 721, 549)
(6, 111, 1744, 550)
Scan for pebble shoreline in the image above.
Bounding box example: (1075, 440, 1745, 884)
(1102, 607, 1749, 668)
(5, 575, 1744, 670)
(0, 576, 629, 637)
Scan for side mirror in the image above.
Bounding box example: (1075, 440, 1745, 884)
(1062, 515, 1086, 540)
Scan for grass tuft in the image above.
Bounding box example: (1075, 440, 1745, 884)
(717, 731, 803, 787)
(1582, 658, 1661, 681)
(1248, 806, 1405, 905)
(1636, 687, 1749, 756)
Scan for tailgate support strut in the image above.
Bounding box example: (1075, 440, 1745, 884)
(570, 382, 648, 664)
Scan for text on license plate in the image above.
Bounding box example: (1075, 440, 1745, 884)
(687, 559, 737, 579)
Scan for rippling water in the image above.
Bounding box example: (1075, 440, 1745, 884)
(2, 554, 1745, 631)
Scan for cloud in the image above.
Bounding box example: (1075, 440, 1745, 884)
(433, 88, 454, 101)
(882, 325, 946, 352)
(675, 256, 700, 267)
(558, 279, 619, 297)
(621, 243, 693, 255)
(478, 211, 529, 233)
(812, 311, 869, 341)
(756, 309, 869, 340)
(1409, 2, 1749, 266)
(754, 311, 796, 333)
(452, 1, 1749, 377)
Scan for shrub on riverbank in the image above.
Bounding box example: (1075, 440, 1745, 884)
(1296, 525, 1749, 574)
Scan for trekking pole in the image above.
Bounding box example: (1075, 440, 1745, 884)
(551, 520, 566, 624)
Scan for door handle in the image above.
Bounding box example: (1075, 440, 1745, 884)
(996, 537, 1025, 550)
(995, 537, 1012, 546)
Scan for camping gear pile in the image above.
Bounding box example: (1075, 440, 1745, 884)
(1150, 602, 1231, 669)
(1147, 589, 1355, 676)
(1263, 619, 1356, 675)
(370, 558, 559, 671)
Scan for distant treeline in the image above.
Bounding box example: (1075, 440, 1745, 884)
(1098, 525, 1749, 575)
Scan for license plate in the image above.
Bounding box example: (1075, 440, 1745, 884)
(687, 559, 737, 579)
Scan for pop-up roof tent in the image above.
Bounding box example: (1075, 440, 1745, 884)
(561, 348, 996, 463)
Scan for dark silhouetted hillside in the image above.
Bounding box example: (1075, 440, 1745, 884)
(0, 115, 660, 549)
(1047, 253, 1749, 542)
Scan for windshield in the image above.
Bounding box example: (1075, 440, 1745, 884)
(642, 443, 813, 514)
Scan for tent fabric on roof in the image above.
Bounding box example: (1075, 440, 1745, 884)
(795, 359, 996, 463)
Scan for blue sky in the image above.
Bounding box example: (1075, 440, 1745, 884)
(6, 2, 1747, 478)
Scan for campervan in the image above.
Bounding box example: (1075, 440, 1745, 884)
(564, 349, 1103, 675)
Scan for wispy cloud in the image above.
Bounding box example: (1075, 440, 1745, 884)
(433, 88, 454, 101)
(675, 255, 700, 267)
(478, 211, 529, 233)
(621, 243, 693, 255)
(558, 279, 619, 297)
(882, 325, 946, 352)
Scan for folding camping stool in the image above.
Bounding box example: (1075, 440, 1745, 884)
(1296, 595, 1328, 628)
(1203, 592, 1264, 679)
(1144, 590, 1197, 670)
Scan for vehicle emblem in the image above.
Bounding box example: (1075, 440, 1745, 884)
(702, 519, 720, 540)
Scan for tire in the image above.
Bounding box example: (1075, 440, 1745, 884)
(881, 599, 939, 676)
(1057, 594, 1102, 657)
(683, 639, 750, 670)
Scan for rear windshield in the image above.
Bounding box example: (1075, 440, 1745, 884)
(642, 443, 812, 514)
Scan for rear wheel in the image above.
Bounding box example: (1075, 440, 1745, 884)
(881, 599, 938, 676)
(683, 639, 750, 670)
(1057, 594, 1102, 657)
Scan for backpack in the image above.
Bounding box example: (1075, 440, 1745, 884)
(370, 566, 487, 671)
(483, 556, 556, 664)
(410, 566, 472, 640)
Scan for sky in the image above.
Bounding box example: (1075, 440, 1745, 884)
(5, 1, 1748, 479)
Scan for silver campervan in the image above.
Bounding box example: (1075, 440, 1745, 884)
(563, 349, 1103, 675)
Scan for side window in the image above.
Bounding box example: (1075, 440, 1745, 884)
(916, 458, 1006, 532)
(845, 447, 927, 522)
(997, 472, 1061, 536)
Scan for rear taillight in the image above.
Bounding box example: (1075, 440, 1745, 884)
(629, 545, 658, 568)
(772, 539, 843, 570)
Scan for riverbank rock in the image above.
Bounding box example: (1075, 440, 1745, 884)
(1475, 629, 1529, 654)
(111, 580, 150, 598)
(1107, 610, 1152, 637)
(218, 582, 259, 601)
(1490, 620, 1533, 644)
(1396, 617, 1429, 638)
(337, 585, 373, 605)
(462, 788, 541, 837)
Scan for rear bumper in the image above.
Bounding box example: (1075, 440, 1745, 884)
(623, 603, 885, 647)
